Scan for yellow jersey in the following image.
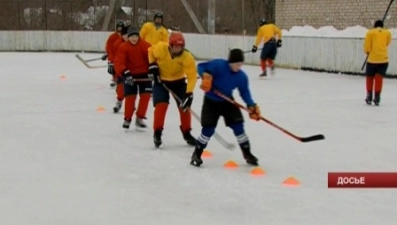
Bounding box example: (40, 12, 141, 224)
(364, 28, 391, 63)
(254, 24, 282, 47)
(149, 42, 197, 93)
(140, 22, 169, 45)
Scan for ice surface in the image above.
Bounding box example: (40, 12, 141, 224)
(1, 52, 397, 225)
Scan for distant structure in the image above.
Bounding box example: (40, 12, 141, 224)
(275, 0, 397, 30)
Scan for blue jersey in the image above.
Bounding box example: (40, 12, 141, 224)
(197, 59, 255, 106)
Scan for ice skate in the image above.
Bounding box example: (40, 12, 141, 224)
(180, 126, 196, 146)
(373, 92, 381, 106)
(153, 129, 163, 148)
(113, 100, 122, 113)
(259, 71, 267, 77)
(269, 65, 275, 76)
(135, 117, 147, 128)
(190, 145, 204, 167)
(122, 119, 131, 129)
(365, 91, 372, 105)
(241, 143, 258, 166)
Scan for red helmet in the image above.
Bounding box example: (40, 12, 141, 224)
(169, 32, 185, 47)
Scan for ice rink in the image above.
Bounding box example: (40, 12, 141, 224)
(1, 52, 397, 225)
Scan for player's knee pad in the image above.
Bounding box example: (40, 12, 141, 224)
(152, 84, 170, 106)
(228, 123, 245, 136)
(116, 76, 124, 84)
(138, 81, 153, 94)
(124, 84, 138, 97)
(201, 126, 216, 137)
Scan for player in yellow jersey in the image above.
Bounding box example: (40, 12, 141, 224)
(364, 20, 391, 106)
(140, 12, 169, 45)
(148, 32, 198, 148)
(252, 19, 282, 77)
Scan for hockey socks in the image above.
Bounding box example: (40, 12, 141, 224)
(191, 124, 258, 167)
(116, 83, 124, 101)
(124, 95, 137, 120)
(153, 103, 168, 130)
(229, 123, 258, 166)
(136, 93, 151, 118)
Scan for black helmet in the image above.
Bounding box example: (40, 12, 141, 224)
(374, 20, 384, 28)
(259, 18, 266, 26)
(121, 25, 130, 35)
(116, 21, 124, 28)
(154, 12, 163, 20)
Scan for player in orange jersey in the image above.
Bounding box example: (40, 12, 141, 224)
(110, 25, 129, 113)
(114, 26, 152, 129)
(103, 21, 124, 87)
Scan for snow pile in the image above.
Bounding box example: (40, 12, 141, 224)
(283, 25, 397, 38)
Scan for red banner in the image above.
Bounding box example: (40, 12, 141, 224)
(328, 172, 397, 188)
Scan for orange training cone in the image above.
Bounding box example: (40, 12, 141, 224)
(96, 106, 105, 112)
(282, 176, 300, 187)
(60, 75, 66, 80)
(201, 150, 212, 158)
(223, 160, 238, 169)
(250, 167, 266, 176)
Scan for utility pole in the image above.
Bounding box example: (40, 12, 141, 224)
(207, 0, 215, 34)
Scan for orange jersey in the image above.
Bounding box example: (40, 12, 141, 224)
(105, 32, 121, 62)
(112, 38, 125, 60)
(114, 39, 151, 76)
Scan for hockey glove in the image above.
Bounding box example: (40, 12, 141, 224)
(276, 40, 282, 48)
(148, 63, 161, 84)
(101, 54, 108, 60)
(251, 45, 258, 53)
(107, 62, 114, 75)
(180, 92, 193, 112)
(200, 72, 212, 92)
(247, 104, 261, 121)
(123, 70, 134, 86)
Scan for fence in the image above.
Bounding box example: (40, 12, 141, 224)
(0, 0, 275, 34)
(1, 31, 396, 76)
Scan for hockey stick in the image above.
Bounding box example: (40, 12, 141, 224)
(228, 47, 262, 54)
(213, 90, 325, 143)
(161, 83, 236, 149)
(75, 54, 107, 69)
(361, 0, 394, 70)
(85, 57, 103, 62)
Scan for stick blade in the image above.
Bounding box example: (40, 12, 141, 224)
(75, 54, 107, 69)
(300, 134, 325, 143)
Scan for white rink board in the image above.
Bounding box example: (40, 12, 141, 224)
(1, 31, 397, 76)
(0, 52, 397, 225)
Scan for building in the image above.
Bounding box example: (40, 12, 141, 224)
(275, 0, 397, 30)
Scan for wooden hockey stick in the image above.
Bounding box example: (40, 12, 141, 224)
(161, 83, 236, 149)
(75, 54, 107, 69)
(213, 90, 325, 143)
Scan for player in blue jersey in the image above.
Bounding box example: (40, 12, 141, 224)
(190, 49, 262, 167)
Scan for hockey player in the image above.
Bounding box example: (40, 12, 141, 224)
(148, 31, 197, 148)
(190, 49, 261, 167)
(111, 25, 130, 113)
(114, 26, 152, 128)
(104, 21, 125, 87)
(252, 19, 282, 77)
(140, 12, 169, 45)
(364, 20, 391, 106)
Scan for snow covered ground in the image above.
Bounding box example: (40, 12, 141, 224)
(283, 25, 397, 37)
(1, 52, 397, 225)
